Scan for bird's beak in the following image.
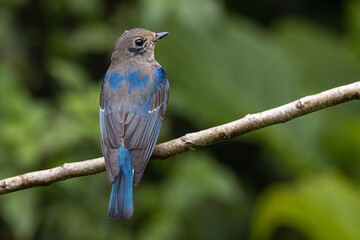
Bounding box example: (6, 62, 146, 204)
(153, 32, 168, 42)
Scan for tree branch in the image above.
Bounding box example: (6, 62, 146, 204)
(1, 82, 359, 195)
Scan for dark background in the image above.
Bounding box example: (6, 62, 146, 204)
(1, 0, 360, 239)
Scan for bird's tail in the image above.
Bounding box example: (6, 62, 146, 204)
(108, 146, 134, 220)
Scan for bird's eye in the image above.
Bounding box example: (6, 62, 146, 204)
(135, 39, 144, 46)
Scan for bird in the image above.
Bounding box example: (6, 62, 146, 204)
(99, 28, 169, 220)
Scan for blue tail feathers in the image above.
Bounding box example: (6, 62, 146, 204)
(108, 146, 134, 220)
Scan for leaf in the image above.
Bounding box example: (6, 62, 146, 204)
(250, 172, 360, 240)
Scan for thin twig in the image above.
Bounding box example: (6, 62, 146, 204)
(1, 81, 359, 195)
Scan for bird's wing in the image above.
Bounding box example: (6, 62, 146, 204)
(100, 84, 120, 183)
(100, 68, 169, 184)
(124, 68, 169, 185)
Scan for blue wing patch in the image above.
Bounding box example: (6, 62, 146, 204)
(100, 68, 169, 185)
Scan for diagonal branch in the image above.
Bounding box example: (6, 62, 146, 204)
(1, 81, 359, 195)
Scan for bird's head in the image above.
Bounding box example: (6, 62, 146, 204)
(111, 28, 168, 64)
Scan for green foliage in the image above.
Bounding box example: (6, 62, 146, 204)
(0, 0, 360, 239)
(250, 172, 360, 240)
(136, 152, 246, 240)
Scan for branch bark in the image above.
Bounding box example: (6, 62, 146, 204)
(1, 81, 359, 195)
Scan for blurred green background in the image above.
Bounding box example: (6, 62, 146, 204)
(1, 0, 360, 239)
